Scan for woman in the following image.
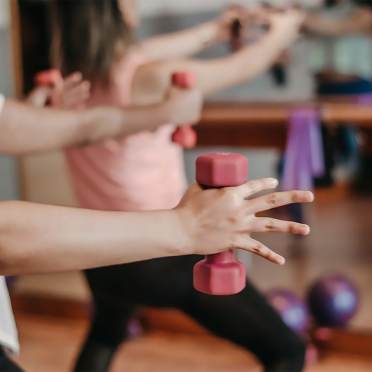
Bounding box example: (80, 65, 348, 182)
(52, 1, 310, 371)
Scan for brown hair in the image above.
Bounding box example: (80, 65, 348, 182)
(52, 0, 132, 86)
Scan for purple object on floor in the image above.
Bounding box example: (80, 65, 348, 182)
(281, 108, 325, 191)
(355, 94, 372, 105)
(267, 288, 310, 335)
(307, 274, 359, 328)
(127, 317, 144, 339)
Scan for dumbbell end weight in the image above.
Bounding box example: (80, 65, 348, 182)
(193, 250, 246, 295)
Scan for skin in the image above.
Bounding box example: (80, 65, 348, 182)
(0, 80, 314, 275)
(304, 5, 372, 36)
(115, 4, 306, 103)
(0, 179, 313, 275)
(0, 4, 317, 275)
(0, 87, 202, 155)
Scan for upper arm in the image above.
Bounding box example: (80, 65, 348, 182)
(0, 98, 86, 155)
(306, 8, 372, 36)
(131, 57, 244, 104)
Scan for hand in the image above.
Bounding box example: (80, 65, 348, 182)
(50, 72, 91, 109)
(267, 8, 305, 47)
(164, 86, 203, 125)
(216, 5, 251, 43)
(175, 178, 314, 265)
(26, 86, 53, 107)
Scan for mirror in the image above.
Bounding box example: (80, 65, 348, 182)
(9, 0, 372, 370)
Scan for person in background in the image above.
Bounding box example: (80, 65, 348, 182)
(52, 1, 310, 371)
(305, 0, 372, 36)
(304, 0, 372, 190)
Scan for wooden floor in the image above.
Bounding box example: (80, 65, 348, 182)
(12, 310, 372, 372)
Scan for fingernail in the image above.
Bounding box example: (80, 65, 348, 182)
(278, 256, 285, 265)
(306, 191, 314, 201)
(269, 178, 279, 186)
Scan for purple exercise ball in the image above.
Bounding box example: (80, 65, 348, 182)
(267, 289, 310, 334)
(307, 275, 359, 328)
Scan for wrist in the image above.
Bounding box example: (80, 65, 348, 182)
(158, 99, 177, 125)
(199, 21, 220, 47)
(169, 207, 197, 256)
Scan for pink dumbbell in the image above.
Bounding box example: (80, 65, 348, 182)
(193, 152, 248, 295)
(171, 72, 197, 149)
(35, 69, 62, 87)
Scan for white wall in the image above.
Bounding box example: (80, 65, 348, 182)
(0, 0, 19, 200)
(0, 0, 9, 29)
(138, 0, 322, 16)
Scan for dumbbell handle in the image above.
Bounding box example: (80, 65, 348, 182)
(171, 72, 197, 149)
(205, 250, 235, 264)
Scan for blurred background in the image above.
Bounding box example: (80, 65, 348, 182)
(2, 0, 372, 371)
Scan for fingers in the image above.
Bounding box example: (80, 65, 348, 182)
(63, 72, 84, 88)
(246, 190, 314, 214)
(63, 81, 91, 107)
(227, 178, 279, 199)
(27, 86, 52, 107)
(249, 217, 310, 235)
(235, 236, 285, 265)
(57, 73, 90, 108)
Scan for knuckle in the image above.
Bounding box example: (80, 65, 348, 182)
(267, 193, 278, 206)
(288, 223, 297, 233)
(290, 191, 302, 202)
(223, 189, 240, 205)
(250, 242, 263, 254)
(265, 219, 276, 230)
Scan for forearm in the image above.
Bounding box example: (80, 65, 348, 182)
(0, 201, 187, 275)
(198, 30, 293, 94)
(138, 21, 219, 60)
(0, 99, 171, 154)
(304, 10, 372, 36)
(157, 29, 294, 96)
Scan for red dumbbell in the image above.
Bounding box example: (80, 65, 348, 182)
(35, 69, 62, 87)
(171, 72, 197, 149)
(193, 152, 248, 295)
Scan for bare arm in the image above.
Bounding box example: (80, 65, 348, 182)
(132, 9, 304, 101)
(136, 7, 248, 60)
(0, 88, 201, 155)
(304, 7, 372, 36)
(0, 180, 313, 275)
(137, 21, 219, 60)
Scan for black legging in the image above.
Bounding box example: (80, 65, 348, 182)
(0, 348, 23, 372)
(74, 255, 306, 372)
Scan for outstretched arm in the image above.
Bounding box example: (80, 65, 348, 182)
(304, 7, 372, 36)
(0, 87, 201, 155)
(136, 7, 247, 60)
(0, 179, 313, 275)
(132, 9, 304, 102)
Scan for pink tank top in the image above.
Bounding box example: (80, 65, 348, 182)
(65, 53, 186, 211)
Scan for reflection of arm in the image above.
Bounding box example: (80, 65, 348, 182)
(304, 8, 372, 36)
(133, 26, 296, 103)
(137, 21, 219, 60)
(131, 10, 303, 102)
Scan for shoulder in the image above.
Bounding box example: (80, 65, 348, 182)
(131, 60, 170, 105)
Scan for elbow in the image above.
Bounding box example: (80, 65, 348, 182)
(0, 241, 14, 276)
(0, 201, 22, 275)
